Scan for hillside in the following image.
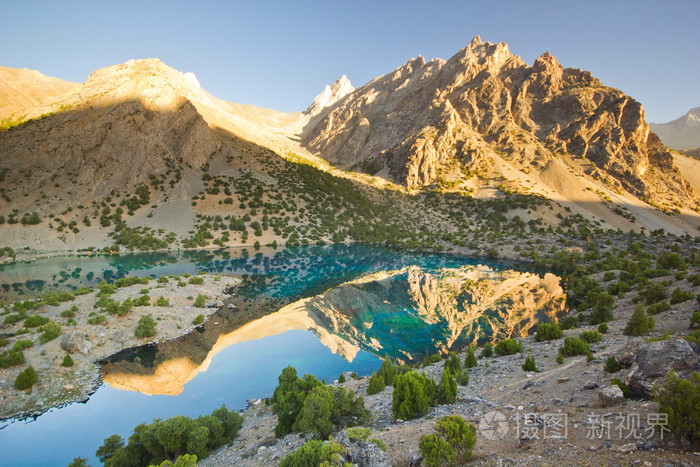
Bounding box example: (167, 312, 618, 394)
(0, 66, 76, 124)
(0, 39, 699, 257)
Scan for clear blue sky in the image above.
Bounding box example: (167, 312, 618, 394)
(1, 0, 698, 122)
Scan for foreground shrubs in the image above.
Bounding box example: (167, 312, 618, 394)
(392, 371, 436, 420)
(15, 365, 38, 390)
(494, 338, 523, 356)
(272, 366, 368, 439)
(655, 371, 700, 442)
(558, 337, 592, 359)
(135, 314, 156, 338)
(419, 415, 477, 467)
(534, 322, 562, 342)
(279, 440, 345, 467)
(624, 305, 655, 336)
(96, 405, 242, 466)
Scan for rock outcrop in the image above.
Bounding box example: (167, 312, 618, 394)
(303, 36, 695, 208)
(305, 75, 354, 117)
(624, 338, 700, 399)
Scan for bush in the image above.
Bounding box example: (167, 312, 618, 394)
(464, 347, 477, 368)
(656, 371, 700, 442)
(39, 321, 61, 343)
(611, 377, 635, 399)
(691, 312, 700, 329)
(579, 330, 602, 343)
(193, 294, 207, 307)
(534, 322, 562, 342)
(494, 339, 522, 356)
(420, 415, 476, 467)
(192, 314, 205, 326)
(294, 385, 369, 439)
(12, 339, 33, 351)
(480, 342, 493, 358)
(24, 315, 49, 328)
(188, 276, 204, 285)
(15, 365, 37, 390)
(624, 305, 655, 336)
(647, 300, 670, 315)
(560, 315, 578, 330)
(392, 371, 436, 420)
(604, 356, 621, 373)
(97, 405, 241, 466)
(272, 366, 322, 437)
(559, 337, 591, 358)
(377, 357, 397, 386)
(437, 368, 457, 404)
(367, 372, 385, 395)
(369, 438, 387, 451)
(0, 350, 25, 368)
(445, 353, 462, 375)
(279, 440, 345, 467)
(670, 287, 695, 305)
(135, 314, 156, 338)
(522, 354, 538, 372)
(156, 296, 169, 306)
(641, 282, 668, 305)
(62, 353, 74, 367)
(598, 323, 609, 333)
(87, 315, 107, 325)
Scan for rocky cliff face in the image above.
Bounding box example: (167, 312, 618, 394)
(650, 107, 700, 151)
(303, 36, 695, 207)
(305, 75, 355, 117)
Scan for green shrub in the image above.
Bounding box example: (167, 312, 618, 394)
(188, 276, 204, 285)
(559, 337, 591, 358)
(691, 312, 700, 329)
(24, 315, 49, 328)
(611, 377, 635, 399)
(12, 339, 33, 351)
(624, 305, 655, 336)
(656, 371, 700, 442)
(534, 322, 562, 342)
(39, 321, 61, 343)
(62, 353, 74, 367)
(156, 296, 169, 306)
(560, 315, 578, 330)
(346, 426, 371, 441)
(87, 315, 107, 325)
(192, 314, 205, 326)
(369, 438, 387, 451)
(445, 353, 462, 375)
(293, 385, 369, 440)
(455, 370, 469, 386)
(670, 287, 694, 305)
(603, 271, 616, 281)
(279, 440, 345, 467)
(377, 357, 397, 386)
(604, 356, 621, 373)
(0, 338, 7, 347)
(464, 347, 477, 368)
(135, 314, 156, 338)
(15, 365, 37, 390)
(687, 274, 700, 287)
(0, 350, 25, 368)
(641, 282, 667, 305)
(272, 366, 322, 437)
(74, 287, 92, 295)
(420, 415, 476, 467)
(598, 323, 609, 333)
(579, 330, 602, 343)
(193, 294, 207, 307)
(61, 308, 76, 318)
(437, 368, 457, 404)
(522, 354, 538, 372)
(480, 342, 493, 358)
(556, 354, 564, 364)
(494, 339, 523, 356)
(647, 300, 671, 315)
(367, 372, 385, 395)
(392, 371, 436, 420)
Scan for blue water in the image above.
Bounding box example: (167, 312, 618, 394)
(0, 245, 513, 466)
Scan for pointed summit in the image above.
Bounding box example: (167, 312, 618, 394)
(469, 35, 482, 46)
(305, 75, 355, 117)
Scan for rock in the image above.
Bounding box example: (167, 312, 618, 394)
(625, 338, 700, 399)
(583, 381, 599, 390)
(60, 332, 93, 356)
(615, 442, 637, 453)
(616, 339, 644, 368)
(598, 385, 625, 407)
(335, 429, 391, 467)
(557, 377, 570, 383)
(523, 380, 534, 389)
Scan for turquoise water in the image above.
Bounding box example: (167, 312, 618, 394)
(0, 245, 511, 466)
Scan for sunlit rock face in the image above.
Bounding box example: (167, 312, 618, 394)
(101, 265, 566, 395)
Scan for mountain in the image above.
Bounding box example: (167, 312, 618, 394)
(0, 38, 699, 254)
(302, 36, 694, 211)
(304, 75, 354, 117)
(650, 107, 700, 152)
(0, 66, 77, 123)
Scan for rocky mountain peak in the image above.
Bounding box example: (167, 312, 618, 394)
(650, 106, 700, 151)
(304, 74, 355, 117)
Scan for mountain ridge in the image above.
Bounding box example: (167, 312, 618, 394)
(650, 106, 700, 152)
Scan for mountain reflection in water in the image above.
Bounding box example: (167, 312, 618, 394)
(102, 264, 566, 395)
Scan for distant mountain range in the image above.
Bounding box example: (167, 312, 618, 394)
(0, 36, 698, 252)
(650, 107, 700, 156)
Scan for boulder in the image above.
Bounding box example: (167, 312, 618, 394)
(598, 385, 625, 407)
(60, 332, 93, 356)
(625, 338, 700, 399)
(335, 429, 391, 467)
(616, 339, 644, 368)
